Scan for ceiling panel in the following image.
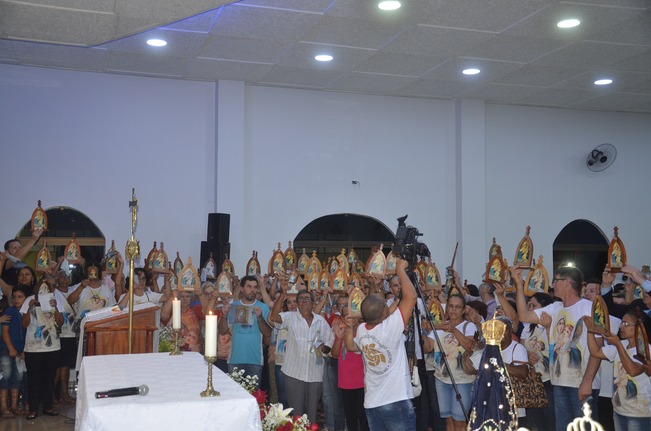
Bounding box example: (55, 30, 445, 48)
(354, 51, 447, 77)
(198, 35, 288, 63)
(186, 57, 274, 82)
(419, 0, 553, 32)
(326, 71, 417, 95)
(1, 0, 650, 113)
(301, 16, 404, 50)
(209, 4, 321, 42)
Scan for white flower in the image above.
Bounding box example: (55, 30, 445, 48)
(261, 403, 294, 430)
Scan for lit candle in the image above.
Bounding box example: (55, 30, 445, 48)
(204, 312, 217, 357)
(172, 298, 181, 329)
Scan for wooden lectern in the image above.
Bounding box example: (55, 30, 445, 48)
(84, 306, 159, 356)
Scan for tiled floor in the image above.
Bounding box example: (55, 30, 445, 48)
(0, 405, 75, 430)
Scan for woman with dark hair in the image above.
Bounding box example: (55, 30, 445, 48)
(586, 311, 651, 431)
(423, 294, 477, 431)
(513, 292, 554, 431)
(0, 230, 42, 298)
(21, 280, 66, 419)
(16, 266, 38, 296)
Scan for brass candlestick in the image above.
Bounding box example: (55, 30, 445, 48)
(169, 328, 182, 356)
(200, 356, 220, 397)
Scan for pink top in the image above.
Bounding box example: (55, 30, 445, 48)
(337, 338, 364, 389)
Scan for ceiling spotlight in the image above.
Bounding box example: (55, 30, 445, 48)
(378, 1, 401, 11)
(147, 39, 167, 47)
(315, 54, 333, 62)
(594, 79, 613, 86)
(462, 68, 481, 75)
(557, 19, 580, 28)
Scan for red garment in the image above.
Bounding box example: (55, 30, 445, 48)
(321, 312, 340, 327)
(337, 338, 364, 389)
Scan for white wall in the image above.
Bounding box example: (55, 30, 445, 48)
(0, 64, 216, 267)
(229, 86, 454, 270)
(485, 104, 651, 277)
(2, 63, 651, 283)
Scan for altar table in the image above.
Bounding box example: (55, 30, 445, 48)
(75, 352, 262, 430)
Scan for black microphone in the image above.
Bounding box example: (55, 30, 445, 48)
(95, 384, 149, 399)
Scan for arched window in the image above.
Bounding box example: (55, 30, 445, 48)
(16, 206, 106, 280)
(553, 219, 608, 280)
(294, 213, 395, 264)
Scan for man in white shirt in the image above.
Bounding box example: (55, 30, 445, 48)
(268, 286, 333, 424)
(344, 258, 417, 431)
(515, 265, 601, 431)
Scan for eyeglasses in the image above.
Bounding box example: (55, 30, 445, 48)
(298, 297, 312, 303)
(620, 321, 635, 327)
(552, 278, 567, 284)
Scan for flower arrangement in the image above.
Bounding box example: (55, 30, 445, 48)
(261, 403, 318, 431)
(226, 370, 319, 431)
(227, 367, 259, 394)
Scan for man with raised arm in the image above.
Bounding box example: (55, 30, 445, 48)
(513, 265, 602, 431)
(268, 282, 333, 424)
(0, 229, 43, 298)
(344, 258, 417, 431)
(218, 275, 270, 388)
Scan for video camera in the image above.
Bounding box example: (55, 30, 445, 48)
(394, 215, 430, 264)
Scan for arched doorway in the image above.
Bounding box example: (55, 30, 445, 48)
(16, 206, 106, 283)
(293, 213, 395, 264)
(553, 219, 608, 280)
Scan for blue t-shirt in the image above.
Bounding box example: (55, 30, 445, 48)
(0, 306, 26, 354)
(227, 300, 270, 366)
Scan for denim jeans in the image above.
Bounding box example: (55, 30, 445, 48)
(228, 364, 263, 390)
(434, 378, 473, 422)
(275, 365, 287, 407)
(365, 399, 416, 431)
(322, 357, 345, 430)
(553, 385, 597, 431)
(0, 354, 24, 390)
(522, 379, 556, 431)
(613, 412, 651, 431)
(426, 372, 446, 431)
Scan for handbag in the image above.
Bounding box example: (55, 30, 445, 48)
(510, 360, 548, 409)
(461, 350, 477, 375)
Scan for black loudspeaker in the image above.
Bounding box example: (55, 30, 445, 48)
(207, 213, 230, 242)
(200, 241, 231, 269)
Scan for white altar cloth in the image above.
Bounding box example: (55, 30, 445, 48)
(75, 352, 262, 431)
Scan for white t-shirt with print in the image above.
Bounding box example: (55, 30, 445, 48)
(534, 299, 592, 388)
(354, 309, 413, 409)
(20, 291, 66, 353)
(602, 340, 651, 418)
(430, 320, 478, 385)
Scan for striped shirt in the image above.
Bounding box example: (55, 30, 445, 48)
(277, 311, 334, 383)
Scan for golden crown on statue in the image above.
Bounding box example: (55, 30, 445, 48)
(482, 319, 506, 346)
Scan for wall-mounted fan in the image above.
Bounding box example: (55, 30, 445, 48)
(586, 143, 617, 172)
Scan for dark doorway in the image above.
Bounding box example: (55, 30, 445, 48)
(553, 219, 608, 281)
(293, 213, 395, 265)
(17, 206, 106, 284)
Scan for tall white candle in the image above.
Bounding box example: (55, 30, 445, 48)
(204, 312, 217, 357)
(172, 298, 181, 329)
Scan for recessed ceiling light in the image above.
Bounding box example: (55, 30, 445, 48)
(557, 19, 580, 29)
(315, 54, 333, 62)
(462, 68, 481, 75)
(594, 79, 613, 86)
(378, 1, 401, 11)
(147, 39, 167, 47)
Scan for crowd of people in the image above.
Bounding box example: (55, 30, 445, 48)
(2, 228, 651, 431)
